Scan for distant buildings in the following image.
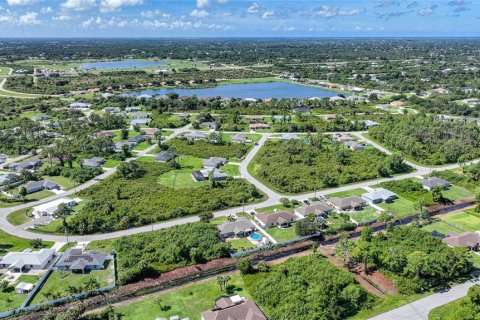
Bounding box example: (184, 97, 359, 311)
(69, 102, 91, 110)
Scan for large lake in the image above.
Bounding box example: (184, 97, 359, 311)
(122, 81, 338, 99)
(81, 60, 167, 71)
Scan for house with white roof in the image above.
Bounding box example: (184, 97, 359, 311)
(32, 197, 77, 219)
(0, 248, 56, 272)
(362, 188, 397, 204)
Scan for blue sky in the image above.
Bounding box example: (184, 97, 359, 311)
(0, 0, 478, 37)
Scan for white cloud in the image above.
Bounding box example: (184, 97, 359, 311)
(141, 9, 161, 17)
(246, 2, 260, 13)
(6, 0, 37, 6)
(19, 11, 40, 25)
(418, 5, 437, 16)
(40, 6, 53, 13)
(196, 0, 210, 9)
(190, 9, 210, 18)
(52, 15, 72, 21)
(261, 11, 274, 19)
(82, 16, 102, 28)
(61, 0, 96, 11)
(100, 0, 143, 12)
(313, 6, 366, 18)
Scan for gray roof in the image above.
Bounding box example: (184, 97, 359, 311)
(295, 202, 332, 216)
(186, 131, 207, 139)
(217, 218, 255, 236)
(0, 173, 20, 185)
(200, 168, 228, 180)
(329, 196, 365, 209)
(127, 135, 147, 143)
(0, 249, 55, 268)
(422, 177, 450, 189)
(203, 157, 227, 168)
(156, 151, 176, 162)
(232, 134, 247, 143)
(25, 180, 58, 191)
(202, 297, 267, 320)
(282, 133, 300, 141)
(362, 188, 396, 201)
(256, 212, 296, 226)
(55, 248, 106, 269)
(82, 157, 105, 168)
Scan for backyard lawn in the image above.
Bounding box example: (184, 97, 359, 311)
(227, 238, 256, 251)
(29, 260, 115, 306)
(0, 287, 28, 313)
(378, 197, 415, 218)
(104, 159, 122, 168)
(135, 155, 156, 162)
(43, 175, 75, 190)
(325, 188, 366, 198)
(265, 224, 299, 242)
(133, 141, 152, 151)
(112, 130, 140, 142)
(442, 185, 474, 201)
(349, 206, 379, 224)
(10, 189, 55, 200)
(440, 211, 480, 232)
(222, 164, 240, 176)
(116, 273, 251, 320)
(422, 221, 463, 236)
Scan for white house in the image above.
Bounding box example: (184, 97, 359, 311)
(0, 248, 56, 272)
(32, 197, 77, 219)
(362, 188, 397, 204)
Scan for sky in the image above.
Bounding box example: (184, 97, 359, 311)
(0, 0, 479, 38)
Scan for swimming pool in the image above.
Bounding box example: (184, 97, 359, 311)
(250, 233, 262, 241)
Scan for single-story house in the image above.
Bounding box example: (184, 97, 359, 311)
(25, 180, 59, 194)
(330, 96, 346, 102)
(362, 188, 397, 204)
(82, 157, 105, 168)
(344, 141, 364, 151)
(360, 120, 380, 128)
(95, 131, 115, 138)
(114, 141, 136, 152)
(203, 157, 227, 169)
(328, 196, 366, 211)
(281, 133, 300, 141)
(250, 123, 270, 131)
(125, 107, 142, 112)
(143, 128, 161, 136)
(295, 202, 332, 218)
(442, 232, 480, 251)
(422, 177, 452, 191)
(255, 212, 296, 228)
(178, 113, 191, 120)
(103, 107, 120, 114)
(217, 218, 256, 239)
(390, 101, 405, 107)
(9, 158, 42, 171)
(131, 112, 150, 119)
(32, 197, 77, 219)
(192, 168, 228, 182)
(0, 173, 20, 186)
(201, 295, 267, 320)
(244, 115, 265, 123)
(69, 102, 91, 110)
(376, 104, 391, 111)
(231, 134, 247, 144)
(292, 107, 311, 114)
(332, 133, 354, 143)
(156, 151, 176, 162)
(200, 122, 216, 129)
(130, 119, 152, 126)
(185, 131, 208, 140)
(127, 135, 147, 144)
(15, 282, 34, 294)
(55, 248, 108, 273)
(0, 248, 56, 272)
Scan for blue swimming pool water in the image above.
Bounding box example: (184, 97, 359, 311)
(250, 233, 262, 241)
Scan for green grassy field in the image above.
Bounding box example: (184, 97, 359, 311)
(157, 155, 203, 188)
(222, 133, 262, 143)
(135, 155, 156, 162)
(255, 202, 301, 214)
(441, 211, 480, 232)
(7, 207, 33, 226)
(0, 67, 10, 76)
(116, 273, 251, 320)
(104, 159, 122, 168)
(29, 261, 114, 306)
(0, 228, 53, 255)
(349, 206, 379, 224)
(442, 186, 474, 201)
(422, 221, 462, 236)
(378, 197, 415, 218)
(85, 239, 116, 253)
(325, 188, 366, 198)
(58, 242, 77, 252)
(0, 288, 28, 313)
(222, 164, 240, 176)
(228, 238, 256, 251)
(11, 188, 55, 200)
(265, 224, 299, 242)
(112, 130, 140, 142)
(43, 175, 75, 190)
(428, 297, 463, 320)
(18, 111, 47, 119)
(133, 141, 152, 151)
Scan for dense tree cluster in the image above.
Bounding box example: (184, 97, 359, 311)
(244, 255, 370, 320)
(349, 226, 472, 294)
(369, 115, 480, 165)
(165, 137, 251, 159)
(252, 138, 410, 193)
(114, 222, 231, 284)
(67, 162, 262, 234)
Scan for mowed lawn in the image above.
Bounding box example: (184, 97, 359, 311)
(7, 207, 33, 226)
(116, 273, 252, 320)
(325, 188, 366, 198)
(440, 211, 480, 232)
(30, 261, 115, 306)
(442, 185, 474, 201)
(349, 206, 379, 224)
(378, 197, 415, 218)
(0, 229, 53, 255)
(43, 175, 76, 190)
(0, 288, 28, 313)
(227, 238, 256, 251)
(157, 155, 203, 188)
(428, 297, 464, 320)
(265, 224, 299, 242)
(255, 202, 301, 214)
(422, 221, 462, 236)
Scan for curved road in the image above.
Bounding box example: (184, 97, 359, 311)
(0, 129, 476, 242)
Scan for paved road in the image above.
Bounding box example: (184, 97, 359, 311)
(370, 275, 480, 320)
(0, 129, 475, 242)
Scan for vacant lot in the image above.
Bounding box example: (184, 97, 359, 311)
(440, 211, 480, 232)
